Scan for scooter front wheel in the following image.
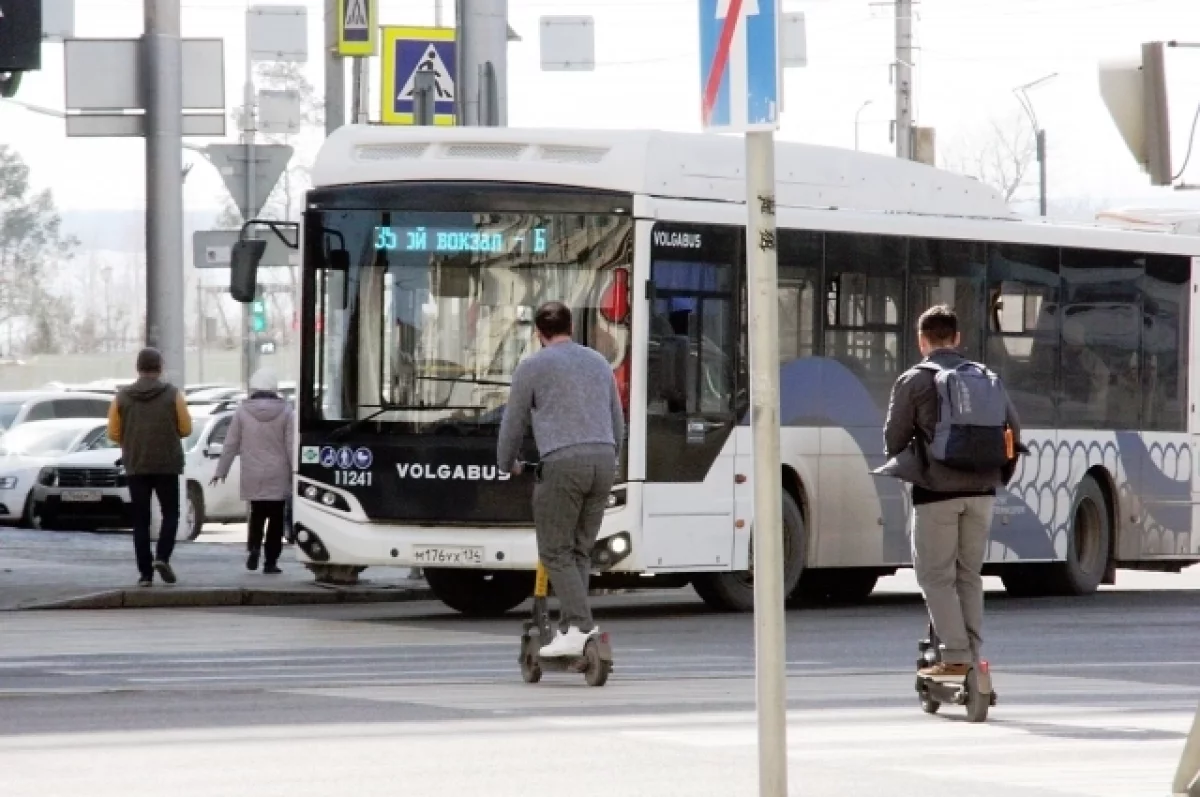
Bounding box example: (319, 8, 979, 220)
(964, 670, 989, 723)
(919, 695, 941, 715)
(583, 641, 610, 687)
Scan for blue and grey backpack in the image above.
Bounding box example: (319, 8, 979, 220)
(915, 360, 1012, 472)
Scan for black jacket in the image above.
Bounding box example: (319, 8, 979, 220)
(875, 348, 1024, 491)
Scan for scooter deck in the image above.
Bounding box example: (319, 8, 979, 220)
(520, 623, 614, 671)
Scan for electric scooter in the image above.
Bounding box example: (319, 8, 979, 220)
(915, 623, 995, 723)
(518, 559, 613, 686)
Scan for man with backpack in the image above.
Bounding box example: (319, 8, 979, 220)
(879, 305, 1023, 678)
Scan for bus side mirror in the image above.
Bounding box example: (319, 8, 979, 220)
(231, 240, 267, 303)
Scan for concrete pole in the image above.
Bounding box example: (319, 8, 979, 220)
(455, 0, 508, 126)
(143, 0, 187, 387)
(325, 0, 346, 135)
(745, 129, 788, 797)
(894, 0, 913, 160)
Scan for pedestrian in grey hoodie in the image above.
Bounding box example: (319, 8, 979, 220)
(212, 368, 294, 574)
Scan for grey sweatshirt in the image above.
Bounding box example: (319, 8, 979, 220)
(496, 340, 625, 470)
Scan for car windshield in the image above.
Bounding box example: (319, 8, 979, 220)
(306, 207, 634, 431)
(0, 402, 24, 432)
(0, 425, 86, 457)
(185, 416, 212, 451)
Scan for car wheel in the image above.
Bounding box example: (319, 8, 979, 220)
(185, 483, 206, 542)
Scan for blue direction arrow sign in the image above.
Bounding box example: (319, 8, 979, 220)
(380, 26, 456, 126)
(699, 0, 780, 132)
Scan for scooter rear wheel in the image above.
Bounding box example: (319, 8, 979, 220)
(583, 641, 610, 687)
(919, 695, 941, 715)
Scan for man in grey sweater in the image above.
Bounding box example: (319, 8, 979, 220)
(497, 301, 625, 658)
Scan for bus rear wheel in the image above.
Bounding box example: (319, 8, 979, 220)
(691, 492, 806, 612)
(425, 568, 534, 617)
(1000, 475, 1111, 597)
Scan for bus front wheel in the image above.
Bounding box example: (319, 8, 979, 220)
(425, 568, 534, 617)
(691, 492, 806, 612)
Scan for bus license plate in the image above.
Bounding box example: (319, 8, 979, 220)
(412, 545, 484, 565)
(62, 490, 101, 503)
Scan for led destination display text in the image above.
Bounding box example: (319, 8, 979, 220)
(375, 226, 548, 255)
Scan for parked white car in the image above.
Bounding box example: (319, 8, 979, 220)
(29, 405, 247, 540)
(29, 447, 189, 537)
(0, 418, 114, 526)
(0, 391, 112, 434)
(183, 405, 248, 528)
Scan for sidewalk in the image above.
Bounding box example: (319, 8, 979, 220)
(0, 529, 431, 611)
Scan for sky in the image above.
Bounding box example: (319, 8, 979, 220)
(1, 0, 1199, 219)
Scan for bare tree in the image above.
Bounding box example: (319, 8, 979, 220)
(940, 112, 1037, 203)
(0, 145, 78, 354)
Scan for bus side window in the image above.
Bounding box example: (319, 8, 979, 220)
(822, 232, 905, 412)
(986, 244, 1060, 428)
(1142, 254, 1189, 432)
(1060, 248, 1144, 430)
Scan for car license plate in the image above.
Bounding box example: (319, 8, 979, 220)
(412, 545, 484, 565)
(62, 490, 101, 503)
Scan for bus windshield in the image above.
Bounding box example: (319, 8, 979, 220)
(305, 207, 634, 431)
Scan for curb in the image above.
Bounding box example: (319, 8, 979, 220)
(12, 585, 435, 611)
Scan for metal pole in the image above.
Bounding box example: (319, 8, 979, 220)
(242, 7, 257, 388)
(434, 0, 444, 27)
(746, 129, 788, 797)
(855, 100, 872, 151)
(894, 0, 913, 160)
(143, 0, 186, 387)
(1037, 128, 1047, 217)
(196, 281, 205, 383)
(456, 0, 508, 126)
(414, 70, 436, 125)
(351, 57, 369, 124)
(325, 0, 346, 135)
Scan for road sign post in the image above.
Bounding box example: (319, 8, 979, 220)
(700, 2, 786, 796)
(381, 26, 456, 126)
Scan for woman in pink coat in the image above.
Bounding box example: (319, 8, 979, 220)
(212, 369, 294, 574)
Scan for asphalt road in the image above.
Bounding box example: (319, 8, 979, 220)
(2, 583, 1199, 797)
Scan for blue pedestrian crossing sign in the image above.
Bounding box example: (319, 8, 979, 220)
(380, 26, 457, 126)
(336, 0, 378, 57)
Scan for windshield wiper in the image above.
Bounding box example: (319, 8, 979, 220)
(415, 375, 510, 388)
(325, 403, 490, 440)
(326, 405, 402, 441)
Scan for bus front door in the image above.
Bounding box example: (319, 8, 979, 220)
(639, 256, 739, 570)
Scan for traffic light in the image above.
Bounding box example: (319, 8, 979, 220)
(251, 298, 267, 333)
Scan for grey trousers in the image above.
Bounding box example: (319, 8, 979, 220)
(911, 496, 995, 665)
(532, 450, 616, 633)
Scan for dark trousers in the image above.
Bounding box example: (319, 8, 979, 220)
(128, 474, 180, 579)
(248, 500, 286, 566)
(532, 451, 616, 633)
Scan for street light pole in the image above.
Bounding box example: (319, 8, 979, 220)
(1014, 72, 1057, 217)
(855, 99, 873, 151)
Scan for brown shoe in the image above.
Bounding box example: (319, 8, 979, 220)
(919, 661, 970, 679)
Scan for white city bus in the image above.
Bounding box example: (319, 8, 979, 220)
(280, 124, 1200, 615)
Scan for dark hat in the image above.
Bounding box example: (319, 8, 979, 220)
(136, 347, 164, 374)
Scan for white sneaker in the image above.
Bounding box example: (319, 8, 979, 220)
(538, 626, 598, 658)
